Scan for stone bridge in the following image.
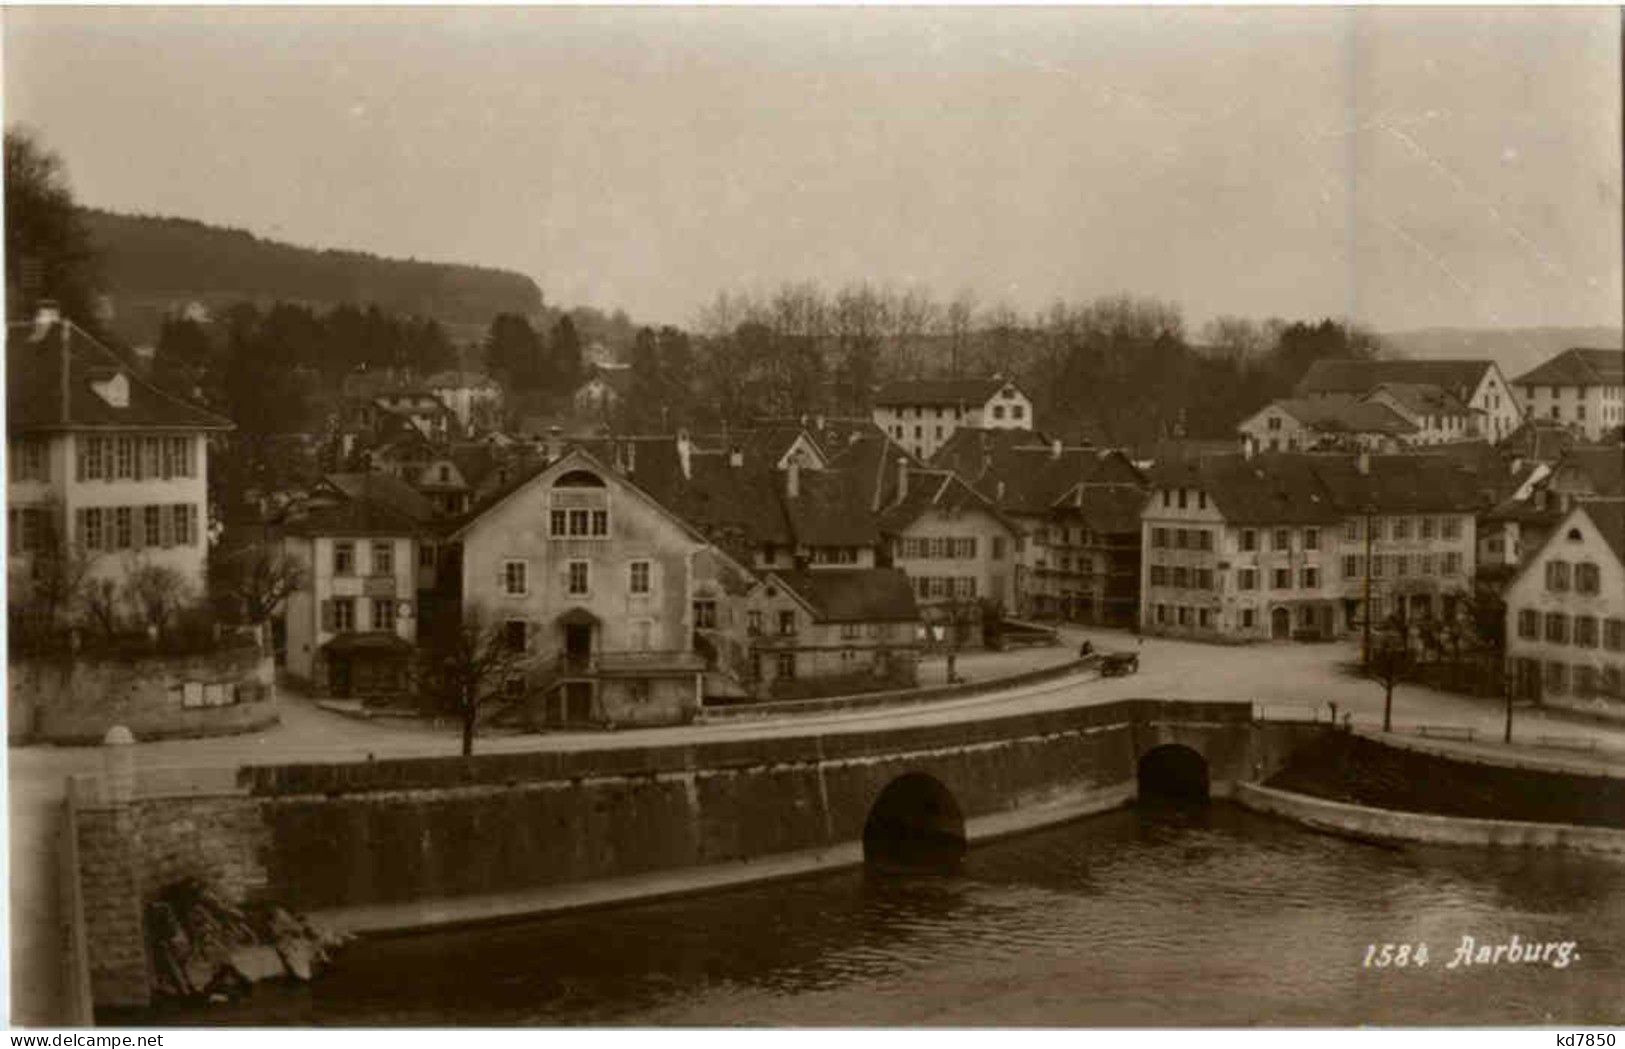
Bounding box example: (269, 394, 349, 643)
(67, 698, 1327, 1015)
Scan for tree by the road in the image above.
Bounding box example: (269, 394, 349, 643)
(416, 605, 538, 757)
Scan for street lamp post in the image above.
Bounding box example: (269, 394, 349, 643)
(1361, 506, 1376, 667)
(1503, 659, 1515, 744)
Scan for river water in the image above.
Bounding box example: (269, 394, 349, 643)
(160, 804, 1625, 1026)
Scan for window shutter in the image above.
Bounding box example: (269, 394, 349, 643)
(74, 508, 87, 548)
(160, 505, 174, 548)
(320, 599, 335, 633)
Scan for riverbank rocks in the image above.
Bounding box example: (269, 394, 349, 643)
(144, 878, 352, 1003)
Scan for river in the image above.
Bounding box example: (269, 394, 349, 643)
(155, 803, 1625, 1026)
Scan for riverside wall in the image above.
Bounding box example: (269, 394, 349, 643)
(69, 699, 1320, 1014)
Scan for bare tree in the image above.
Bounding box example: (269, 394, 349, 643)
(8, 513, 96, 644)
(123, 561, 193, 640)
(212, 542, 309, 628)
(80, 578, 122, 640)
(943, 290, 976, 378)
(416, 604, 538, 757)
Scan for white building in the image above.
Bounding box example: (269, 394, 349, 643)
(1237, 396, 1414, 453)
(424, 370, 503, 433)
(872, 377, 1032, 462)
(1294, 359, 1521, 443)
(1511, 348, 1625, 441)
(278, 493, 422, 697)
(6, 306, 232, 616)
(1504, 500, 1624, 711)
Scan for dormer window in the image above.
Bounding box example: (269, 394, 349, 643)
(91, 372, 130, 408)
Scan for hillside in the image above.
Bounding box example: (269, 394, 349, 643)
(80, 208, 544, 345)
(1382, 326, 1622, 381)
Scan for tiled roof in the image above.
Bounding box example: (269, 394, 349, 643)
(1579, 499, 1625, 568)
(931, 429, 1143, 516)
(771, 568, 920, 623)
(1365, 382, 1472, 418)
(877, 468, 1017, 535)
(318, 472, 439, 524)
(873, 376, 1018, 407)
(1549, 447, 1624, 498)
(1265, 396, 1417, 434)
(1147, 451, 1491, 524)
(1294, 358, 1494, 399)
(1072, 485, 1152, 534)
(1512, 348, 1624, 388)
(7, 320, 233, 432)
(782, 468, 882, 547)
(1499, 418, 1578, 463)
(280, 495, 426, 538)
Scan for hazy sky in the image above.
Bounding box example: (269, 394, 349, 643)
(4, 6, 1620, 333)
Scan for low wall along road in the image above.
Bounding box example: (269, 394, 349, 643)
(67, 698, 1325, 1015)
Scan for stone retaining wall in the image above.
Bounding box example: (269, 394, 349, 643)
(11, 646, 278, 744)
(1235, 782, 1625, 855)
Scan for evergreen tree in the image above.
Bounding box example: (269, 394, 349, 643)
(4, 127, 102, 327)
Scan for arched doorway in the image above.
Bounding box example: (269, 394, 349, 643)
(862, 773, 967, 872)
(1270, 606, 1291, 640)
(1137, 744, 1210, 802)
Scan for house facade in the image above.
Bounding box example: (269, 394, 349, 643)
(1511, 348, 1624, 441)
(451, 448, 740, 728)
(1504, 501, 1624, 711)
(1140, 453, 1482, 643)
(279, 500, 420, 698)
(872, 377, 1033, 462)
(740, 568, 920, 699)
(6, 308, 232, 617)
(1237, 396, 1414, 454)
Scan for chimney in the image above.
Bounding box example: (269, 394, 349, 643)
(996, 479, 1006, 503)
(814, 414, 825, 431)
(32, 300, 61, 342)
(1051, 437, 1062, 460)
(728, 445, 743, 469)
(545, 425, 565, 464)
(786, 460, 800, 498)
(676, 430, 692, 480)
(1356, 449, 1370, 476)
(895, 456, 909, 502)
(1243, 436, 1254, 461)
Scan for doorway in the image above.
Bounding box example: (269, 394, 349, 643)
(1270, 607, 1290, 640)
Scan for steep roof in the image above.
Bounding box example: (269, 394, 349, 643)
(770, 568, 920, 623)
(932, 429, 1143, 517)
(878, 468, 1018, 535)
(1578, 500, 1625, 568)
(1366, 382, 1473, 418)
(7, 319, 233, 432)
(1293, 358, 1494, 399)
(782, 468, 881, 547)
(1149, 454, 1344, 525)
(1499, 418, 1578, 464)
(1549, 446, 1624, 498)
(1512, 347, 1624, 388)
(1264, 395, 1417, 435)
(318, 472, 439, 524)
(1070, 485, 1152, 534)
(873, 376, 1018, 407)
(279, 497, 426, 538)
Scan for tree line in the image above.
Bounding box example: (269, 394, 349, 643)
(607, 283, 1382, 445)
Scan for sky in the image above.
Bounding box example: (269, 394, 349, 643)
(3, 5, 1621, 334)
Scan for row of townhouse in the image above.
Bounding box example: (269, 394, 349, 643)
(929, 427, 1149, 627)
(1139, 451, 1487, 643)
(1264, 349, 1624, 451)
(270, 421, 1034, 727)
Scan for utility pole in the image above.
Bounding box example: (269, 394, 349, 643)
(1362, 507, 1375, 666)
(1503, 660, 1514, 744)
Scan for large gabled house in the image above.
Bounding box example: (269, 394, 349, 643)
(872, 376, 1033, 461)
(7, 306, 234, 620)
(1504, 500, 1624, 714)
(448, 446, 753, 728)
(1511, 348, 1624, 441)
(1237, 396, 1415, 454)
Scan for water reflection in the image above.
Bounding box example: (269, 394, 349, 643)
(153, 804, 1625, 1027)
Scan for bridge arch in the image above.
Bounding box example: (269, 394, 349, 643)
(862, 772, 967, 872)
(1137, 743, 1210, 802)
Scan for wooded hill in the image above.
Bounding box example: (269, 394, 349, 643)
(80, 208, 544, 345)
